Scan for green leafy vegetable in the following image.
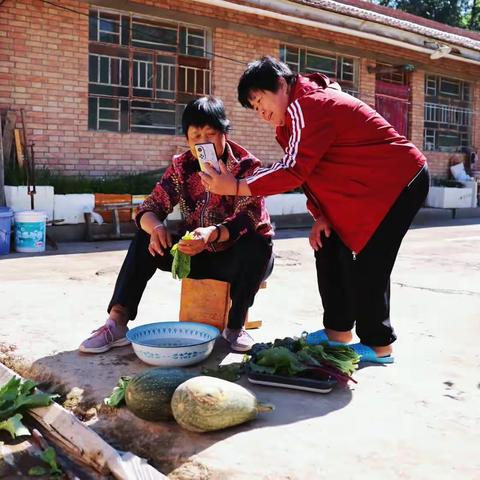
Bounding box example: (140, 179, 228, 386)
(0, 377, 57, 422)
(0, 376, 57, 440)
(201, 364, 244, 382)
(301, 342, 360, 376)
(104, 376, 132, 407)
(256, 347, 307, 376)
(0, 413, 29, 439)
(246, 335, 360, 384)
(171, 231, 195, 279)
(40, 447, 62, 475)
(28, 466, 48, 476)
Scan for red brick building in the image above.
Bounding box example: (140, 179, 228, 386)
(1, 0, 480, 177)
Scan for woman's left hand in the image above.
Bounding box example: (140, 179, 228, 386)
(178, 226, 216, 256)
(199, 162, 237, 195)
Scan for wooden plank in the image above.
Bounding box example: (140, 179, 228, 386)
(14, 129, 24, 168)
(0, 363, 167, 480)
(245, 319, 263, 330)
(179, 278, 230, 331)
(2, 110, 16, 166)
(94, 193, 133, 223)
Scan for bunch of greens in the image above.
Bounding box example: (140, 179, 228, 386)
(28, 447, 62, 477)
(201, 363, 245, 382)
(0, 377, 57, 439)
(104, 376, 132, 408)
(247, 336, 360, 384)
(170, 231, 195, 280)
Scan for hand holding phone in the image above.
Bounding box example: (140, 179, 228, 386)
(195, 142, 221, 173)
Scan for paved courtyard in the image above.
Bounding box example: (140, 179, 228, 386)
(0, 218, 479, 479)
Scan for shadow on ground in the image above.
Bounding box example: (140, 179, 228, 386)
(22, 338, 352, 475)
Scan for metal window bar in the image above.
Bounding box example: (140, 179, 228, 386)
(131, 20, 178, 49)
(180, 66, 210, 95)
(98, 13, 121, 42)
(340, 58, 355, 83)
(186, 28, 206, 56)
(134, 60, 153, 89)
(130, 104, 176, 131)
(90, 8, 212, 133)
(92, 55, 127, 86)
(342, 88, 359, 98)
(424, 103, 472, 127)
(97, 101, 121, 131)
(157, 63, 175, 91)
(284, 45, 358, 92)
(423, 129, 436, 150)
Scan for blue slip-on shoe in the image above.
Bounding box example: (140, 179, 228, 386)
(304, 329, 346, 346)
(350, 343, 394, 364)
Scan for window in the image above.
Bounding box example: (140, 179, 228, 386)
(280, 44, 358, 97)
(424, 75, 472, 152)
(375, 63, 408, 85)
(88, 8, 211, 134)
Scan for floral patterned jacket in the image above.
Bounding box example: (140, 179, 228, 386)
(135, 139, 273, 252)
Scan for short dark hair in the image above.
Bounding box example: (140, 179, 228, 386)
(182, 96, 231, 136)
(238, 56, 296, 109)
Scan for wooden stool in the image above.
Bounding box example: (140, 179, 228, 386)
(179, 278, 266, 331)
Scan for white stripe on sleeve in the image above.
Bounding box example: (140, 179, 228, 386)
(246, 101, 305, 184)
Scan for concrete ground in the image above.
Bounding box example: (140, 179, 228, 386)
(1, 217, 479, 479)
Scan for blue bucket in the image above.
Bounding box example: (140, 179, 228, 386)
(0, 207, 13, 255)
(14, 210, 47, 253)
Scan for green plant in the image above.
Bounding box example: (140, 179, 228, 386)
(28, 447, 62, 476)
(0, 377, 57, 439)
(5, 167, 166, 195)
(431, 177, 466, 188)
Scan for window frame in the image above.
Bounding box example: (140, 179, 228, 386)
(280, 43, 359, 97)
(423, 74, 473, 152)
(88, 7, 212, 135)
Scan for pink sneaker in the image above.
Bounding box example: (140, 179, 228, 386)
(222, 327, 254, 352)
(79, 319, 130, 353)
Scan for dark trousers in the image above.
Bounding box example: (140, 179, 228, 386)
(315, 166, 430, 346)
(108, 230, 274, 329)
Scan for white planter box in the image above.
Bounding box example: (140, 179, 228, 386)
(266, 193, 307, 215)
(5, 186, 54, 221)
(54, 194, 95, 224)
(426, 186, 473, 209)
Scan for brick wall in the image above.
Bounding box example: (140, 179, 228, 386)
(0, 0, 189, 176)
(1, 0, 479, 177)
(213, 28, 283, 163)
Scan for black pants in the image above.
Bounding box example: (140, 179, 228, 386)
(108, 230, 274, 329)
(315, 166, 430, 346)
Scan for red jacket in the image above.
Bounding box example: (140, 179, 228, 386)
(247, 73, 426, 253)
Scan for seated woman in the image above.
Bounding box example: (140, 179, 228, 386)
(79, 96, 274, 353)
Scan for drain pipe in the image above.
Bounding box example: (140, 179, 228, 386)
(191, 0, 480, 66)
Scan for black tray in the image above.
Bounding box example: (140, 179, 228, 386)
(246, 370, 337, 393)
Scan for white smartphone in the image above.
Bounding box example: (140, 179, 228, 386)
(195, 142, 220, 173)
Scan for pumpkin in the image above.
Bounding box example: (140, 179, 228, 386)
(171, 376, 274, 432)
(125, 368, 196, 421)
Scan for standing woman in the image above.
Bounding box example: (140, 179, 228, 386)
(200, 57, 429, 363)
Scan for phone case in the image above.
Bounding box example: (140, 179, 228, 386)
(195, 142, 220, 172)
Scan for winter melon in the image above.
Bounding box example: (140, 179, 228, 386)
(171, 376, 274, 432)
(125, 368, 196, 421)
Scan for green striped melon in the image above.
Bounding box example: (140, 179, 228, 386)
(171, 376, 274, 432)
(125, 368, 196, 421)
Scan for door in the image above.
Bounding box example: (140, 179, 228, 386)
(375, 81, 410, 138)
